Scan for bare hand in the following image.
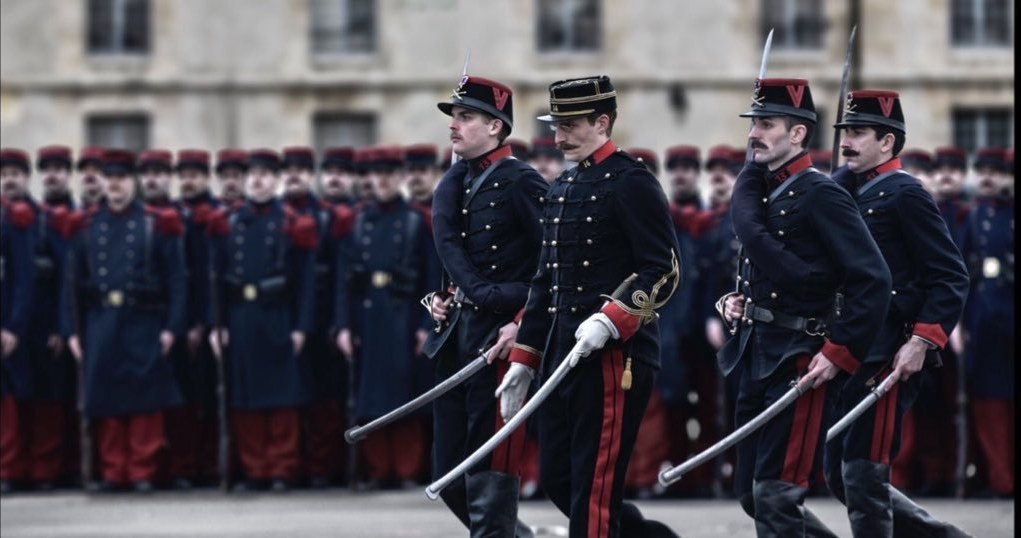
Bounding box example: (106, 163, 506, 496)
(47, 334, 65, 356)
(798, 352, 840, 390)
(1, 329, 18, 358)
(724, 294, 746, 323)
(430, 294, 453, 322)
(160, 331, 175, 356)
(68, 335, 83, 362)
(891, 337, 928, 381)
(706, 318, 725, 350)
(187, 325, 204, 357)
(291, 331, 305, 356)
(336, 329, 353, 360)
(487, 321, 519, 363)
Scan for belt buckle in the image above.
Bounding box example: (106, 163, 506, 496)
(107, 290, 124, 307)
(804, 318, 826, 336)
(371, 271, 391, 288)
(243, 284, 258, 301)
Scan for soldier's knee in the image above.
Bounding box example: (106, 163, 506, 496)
(824, 466, 846, 503)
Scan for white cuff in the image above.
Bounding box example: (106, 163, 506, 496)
(591, 312, 621, 340)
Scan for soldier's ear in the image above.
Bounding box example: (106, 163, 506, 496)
(789, 123, 807, 146)
(879, 132, 897, 154)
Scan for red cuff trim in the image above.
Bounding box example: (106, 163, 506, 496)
(513, 308, 526, 324)
(509, 346, 541, 371)
(821, 341, 859, 374)
(912, 322, 948, 349)
(600, 302, 640, 342)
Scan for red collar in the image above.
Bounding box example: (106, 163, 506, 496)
(860, 158, 902, 183)
(468, 144, 512, 176)
(578, 140, 617, 169)
(766, 152, 813, 188)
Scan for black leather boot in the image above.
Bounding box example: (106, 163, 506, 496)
(752, 479, 838, 538)
(843, 460, 892, 537)
(619, 501, 682, 538)
(466, 471, 522, 538)
(889, 485, 976, 538)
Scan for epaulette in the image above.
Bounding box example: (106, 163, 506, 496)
(146, 206, 184, 236)
(46, 204, 71, 233)
(3, 199, 35, 229)
(189, 201, 216, 226)
(206, 208, 231, 236)
(285, 212, 318, 250)
(63, 209, 95, 239)
(329, 204, 356, 239)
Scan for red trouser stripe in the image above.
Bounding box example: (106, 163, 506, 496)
(781, 354, 826, 488)
(588, 348, 625, 538)
(870, 374, 900, 464)
(491, 360, 527, 475)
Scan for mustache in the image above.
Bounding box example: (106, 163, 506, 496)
(557, 143, 578, 151)
(750, 141, 768, 150)
(841, 149, 860, 157)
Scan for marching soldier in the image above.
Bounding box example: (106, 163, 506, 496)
(334, 146, 438, 489)
(138, 150, 174, 206)
(165, 149, 222, 489)
(501, 75, 680, 537)
(207, 149, 317, 492)
(426, 74, 547, 537)
(527, 136, 565, 184)
(900, 148, 935, 195)
(280, 146, 352, 488)
(932, 147, 973, 246)
(828, 90, 972, 536)
(214, 149, 247, 209)
(24, 146, 78, 491)
(76, 147, 106, 209)
(719, 78, 892, 537)
(62, 149, 187, 493)
(0, 148, 38, 494)
(959, 147, 1014, 498)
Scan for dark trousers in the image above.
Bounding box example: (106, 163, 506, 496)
(538, 346, 653, 538)
(95, 411, 165, 484)
(733, 354, 834, 538)
(0, 396, 67, 482)
(164, 404, 201, 480)
(231, 408, 300, 481)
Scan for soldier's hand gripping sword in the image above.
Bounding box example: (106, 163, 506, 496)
(345, 350, 490, 444)
(826, 373, 896, 442)
(830, 25, 859, 171)
(660, 379, 805, 486)
(425, 343, 581, 500)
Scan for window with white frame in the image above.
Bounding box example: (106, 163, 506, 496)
(536, 0, 601, 53)
(86, 0, 150, 54)
(86, 114, 150, 152)
(951, 0, 1011, 46)
(310, 0, 376, 54)
(760, 0, 824, 50)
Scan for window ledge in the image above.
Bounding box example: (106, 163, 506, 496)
(310, 52, 379, 69)
(86, 53, 151, 71)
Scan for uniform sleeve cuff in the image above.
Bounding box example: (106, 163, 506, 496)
(821, 340, 860, 374)
(912, 322, 947, 349)
(509, 344, 542, 371)
(600, 302, 641, 341)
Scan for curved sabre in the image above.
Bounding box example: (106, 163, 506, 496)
(660, 381, 804, 487)
(345, 354, 489, 444)
(826, 373, 896, 443)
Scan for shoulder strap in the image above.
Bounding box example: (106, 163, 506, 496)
(463, 157, 513, 208)
(767, 167, 818, 203)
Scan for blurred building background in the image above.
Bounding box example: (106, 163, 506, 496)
(1, 0, 1014, 174)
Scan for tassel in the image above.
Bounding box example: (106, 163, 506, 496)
(621, 357, 633, 391)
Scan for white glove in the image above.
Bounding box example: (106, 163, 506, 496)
(494, 362, 535, 422)
(569, 312, 620, 367)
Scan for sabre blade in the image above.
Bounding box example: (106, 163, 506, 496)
(462, 49, 471, 77)
(826, 373, 896, 442)
(831, 25, 858, 171)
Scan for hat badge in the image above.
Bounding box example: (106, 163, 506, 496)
(750, 80, 764, 107)
(451, 75, 469, 100)
(843, 92, 857, 117)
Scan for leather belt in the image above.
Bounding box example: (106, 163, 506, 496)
(743, 303, 827, 336)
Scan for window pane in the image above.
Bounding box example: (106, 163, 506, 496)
(983, 0, 1009, 44)
(310, 0, 375, 54)
(87, 0, 114, 52)
(760, 0, 822, 49)
(86, 114, 150, 153)
(950, 0, 975, 44)
(313, 113, 376, 154)
(537, 0, 601, 52)
(952, 108, 1013, 154)
(122, 0, 150, 52)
